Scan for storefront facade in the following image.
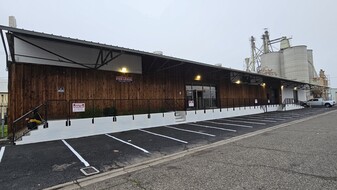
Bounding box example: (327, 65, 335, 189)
(0, 25, 310, 133)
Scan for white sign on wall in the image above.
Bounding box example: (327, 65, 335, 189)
(188, 100, 194, 107)
(72, 103, 85, 112)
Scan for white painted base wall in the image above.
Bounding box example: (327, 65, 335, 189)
(283, 104, 303, 111)
(282, 88, 307, 102)
(17, 104, 302, 145)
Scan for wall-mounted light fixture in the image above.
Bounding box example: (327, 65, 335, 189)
(260, 83, 266, 87)
(294, 87, 297, 90)
(120, 67, 128, 73)
(281, 85, 284, 90)
(235, 80, 241, 84)
(194, 75, 201, 81)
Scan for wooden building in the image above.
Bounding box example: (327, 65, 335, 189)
(0, 25, 310, 133)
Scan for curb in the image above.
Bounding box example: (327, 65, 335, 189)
(45, 109, 337, 190)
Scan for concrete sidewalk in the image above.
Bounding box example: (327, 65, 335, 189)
(57, 109, 337, 190)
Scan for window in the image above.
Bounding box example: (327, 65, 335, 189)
(186, 85, 217, 109)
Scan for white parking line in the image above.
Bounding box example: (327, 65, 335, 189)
(188, 123, 237, 132)
(0, 146, 5, 163)
(253, 115, 293, 119)
(245, 116, 285, 121)
(165, 126, 216, 137)
(265, 117, 289, 120)
(62, 140, 90, 167)
(204, 121, 253, 128)
(283, 113, 302, 116)
(277, 115, 301, 118)
(237, 117, 277, 123)
(274, 114, 299, 117)
(105, 134, 150, 154)
(273, 116, 293, 119)
(219, 119, 266, 125)
(139, 129, 188, 144)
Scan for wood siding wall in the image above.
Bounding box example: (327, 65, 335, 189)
(8, 62, 269, 131)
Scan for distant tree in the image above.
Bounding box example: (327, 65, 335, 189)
(311, 87, 323, 98)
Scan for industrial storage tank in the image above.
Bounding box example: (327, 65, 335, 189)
(307, 49, 313, 66)
(260, 52, 281, 76)
(307, 49, 317, 84)
(283, 45, 309, 83)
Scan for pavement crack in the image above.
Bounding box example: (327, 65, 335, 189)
(217, 161, 337, 182)
(262, 165, 337, 182)
(230, 143, 316, 156)
(73, 179, 82, 188)
(113, 161, 123, 168)
(103, 179, 130, 189)
(157, 149, 167, 156)
(127, 178, 147, 190)
(280, 129, 334, 133)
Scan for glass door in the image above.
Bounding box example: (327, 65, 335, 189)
(186, 85, 217, 110)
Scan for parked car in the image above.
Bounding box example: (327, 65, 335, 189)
(301, 98, 336, 107)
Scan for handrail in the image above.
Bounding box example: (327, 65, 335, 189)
(12, 103, 45, 145)
(13, 104, 44, 123)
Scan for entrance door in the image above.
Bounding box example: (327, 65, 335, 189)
(186, 85, 217, 110)
(293, 90, 298, 103)
(267, 88, 279, 104)
(194, 90, 203, 109)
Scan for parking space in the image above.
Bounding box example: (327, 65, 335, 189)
(65, 135, 149, 172)
(0, 141, 83, 189)
(0, 107, 335, 189)
(145, 125, 215, 147)
(199, 120, 252, 132)
(106, 129, 188, 155)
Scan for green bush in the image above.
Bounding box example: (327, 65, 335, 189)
(103, 107, 117, 116)
(79, 108, 103, 118)
(0, 125, 7, 138)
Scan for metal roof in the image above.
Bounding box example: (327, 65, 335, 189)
(0, 25, 318, 87)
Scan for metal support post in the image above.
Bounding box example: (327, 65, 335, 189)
(1, 112, 4, 138)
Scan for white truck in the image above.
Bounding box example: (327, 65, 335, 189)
(301, 98, 336, 107)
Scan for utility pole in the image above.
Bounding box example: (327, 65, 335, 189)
(1, 94, 4, 138)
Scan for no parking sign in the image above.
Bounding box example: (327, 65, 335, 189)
(72, 103, 85, 112)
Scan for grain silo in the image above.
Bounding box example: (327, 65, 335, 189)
(260, 52, 282, 76)
(283, 45, 310, 83)
(246, 30, 325, 87)
(307, 49, 318, 83)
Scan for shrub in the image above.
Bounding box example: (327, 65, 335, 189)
(103, 107, 117, 116)
(79, 108, 103, 118)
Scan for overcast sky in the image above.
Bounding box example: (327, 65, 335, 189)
(1, 0, 337, 87)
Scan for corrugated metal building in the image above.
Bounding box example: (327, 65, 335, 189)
(0, 25, 319, 143)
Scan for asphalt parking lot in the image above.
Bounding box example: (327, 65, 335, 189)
(0, 107, 335, 189)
